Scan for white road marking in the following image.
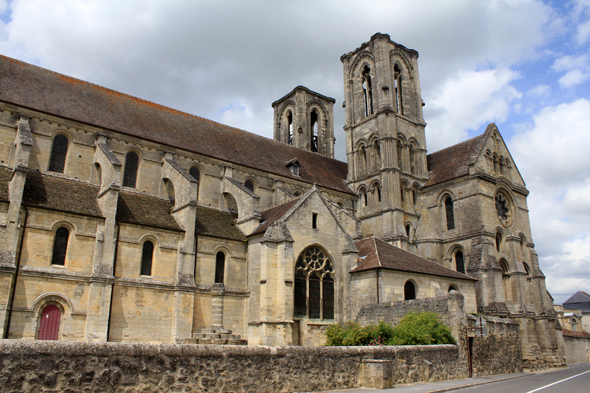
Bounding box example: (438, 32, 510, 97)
(525, 369, 590, 393)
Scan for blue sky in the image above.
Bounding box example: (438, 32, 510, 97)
(0, 0, 589, 304)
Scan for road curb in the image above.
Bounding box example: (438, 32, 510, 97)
(428, 373, 532, 393)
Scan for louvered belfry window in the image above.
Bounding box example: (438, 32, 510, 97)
(51, 227, 69, 266)
(123, 152, 139, 188)
(48, 134, 68, 173)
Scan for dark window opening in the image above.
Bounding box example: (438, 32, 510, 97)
(448, 285, 459, 293)
(287, 111, 294, 145)
(397, 141, 403, 170)
(495, 193, 509, 219)
(523, 263, 531, 277)
(312, 213, 318, 229)
(374, 141, 381, 170)
(404, 281, 416, 300)
(294, 246, 334, 320)
(189, 166, 200, 182)
(362, 65, 373, 117)
(215, 252, 225, 284)
(244, 180, 254, 192)
(123, 151, 139, 188)
(51, 227, 69, 266)
(141, 241, 154, 276)
(363, 190, 368, 206)
(496, 232, 502, 252)
(48, 134, 68, 173)
(445, 197, 455, 230)
(310, 109, 318, 152)
(394, 64, 403, 115)
(412, 189, 417, 205)
(405, 224, 411, 238)
(377, 185, 382, 202)
(455, 251, 465, 274)
(400, 185, 405, 202)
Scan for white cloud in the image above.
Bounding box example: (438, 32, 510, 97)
(510, 99, 590, 303)
(528, 84, 550, 96)
(558, 69, 590, 87)
(425, 68, 521, 152)
(552, 54, 589, 72)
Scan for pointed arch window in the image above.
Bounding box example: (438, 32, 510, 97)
(496, 232, 502, 252)
(455, 251, 465, 274)
(445, 197, 455, 230)
(310, 109, 319, 152)
(287, 110, 294, 145)
(140, 241, 154, 276)
(397, 140, 404, 171)
(394, 64, 403, 115)
(362, 65, 373, 117)
(294, 246, 334, 320)
(123, 151, 139, 188)
(404, 281, 416, 300)
(48, 134, 69, 173)
(374, 140, 381, 171)
(360, 146, 367, 175)
(215, 252, 225, 284)
(51, 227, 69, 266)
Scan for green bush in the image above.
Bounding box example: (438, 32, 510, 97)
(324, 312, 455, 346)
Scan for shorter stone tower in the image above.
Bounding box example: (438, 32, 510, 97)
(272, 86, 335, 158)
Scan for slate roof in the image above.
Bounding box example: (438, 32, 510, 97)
(563, 291, 590, 313)
(21, 170, 103, 217)
(116, 192, 181, 231)
(250, 197, 301, 236)
(194, 206, 246, 241)
(351, 236, 477, 281)
(424, 128, 489, 188)
(0, 55, 353, 195)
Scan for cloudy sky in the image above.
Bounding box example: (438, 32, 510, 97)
(0, 0, 589, 304)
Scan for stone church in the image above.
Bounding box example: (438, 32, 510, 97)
(0, 33, 562, 366)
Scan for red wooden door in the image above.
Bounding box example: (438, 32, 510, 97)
(38, 305, 60, 340)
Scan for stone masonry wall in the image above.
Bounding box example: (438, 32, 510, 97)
(0, 340, 467, 393)
(563, 334, 590, 363)
(468, 315, 523, 376)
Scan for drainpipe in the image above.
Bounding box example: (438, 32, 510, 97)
(5, 207, 28, 338)
(106, 223, 120, 342)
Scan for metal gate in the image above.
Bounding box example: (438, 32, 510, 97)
(38, 305, 60, 340)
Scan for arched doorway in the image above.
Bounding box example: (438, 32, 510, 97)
(38, 304, 61, 340)
(404, 281, 416, 300)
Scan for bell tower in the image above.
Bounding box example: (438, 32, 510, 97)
(341, 33, 428, 246)
(272, 86, 335, 158)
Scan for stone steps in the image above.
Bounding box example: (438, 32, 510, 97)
(185, 327, 248, 346)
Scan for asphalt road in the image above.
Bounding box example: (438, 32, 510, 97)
(455, 362, 590, 393)
(311, 362, 590, 393)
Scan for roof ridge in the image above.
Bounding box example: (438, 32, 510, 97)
(427, 132, 487, 157)
(260, 197, 300, 213)
(2, 55, 349, 165)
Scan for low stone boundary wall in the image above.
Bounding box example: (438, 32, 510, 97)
(0, 340, 467, 392)
(467, 315, 523, 376)
(563, 332, 590, 363)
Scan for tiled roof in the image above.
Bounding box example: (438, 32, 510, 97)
(0, 55, 353, 195)
(195, 206, 246, 241)
(351, 236, 476, 281)
(116, 191, 182, 231)
(424, 130, 489, 188)
(22, 170, 103, 217)
(250, 197, 300, 236)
